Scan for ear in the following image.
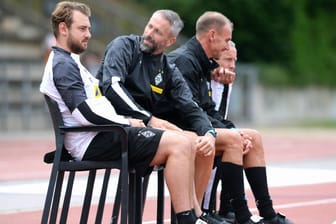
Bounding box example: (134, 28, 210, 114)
(58, 22, 68, 36)
(166, 36, 176, 48)
(208, 29, 216, 42)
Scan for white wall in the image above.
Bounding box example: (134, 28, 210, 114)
(228, 65, 336, 126)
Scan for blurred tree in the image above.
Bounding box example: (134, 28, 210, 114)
(290, 0, 336, 86)
(140, 0, 293, 63)
(137, 0, 336, 86)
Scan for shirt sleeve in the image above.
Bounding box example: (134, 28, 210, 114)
(53, 60, 130, 126)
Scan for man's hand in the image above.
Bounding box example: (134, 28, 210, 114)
(211, 67, 236, 84)
(195, 133, 216, 157)
(128, 118, 146, 127)
(238, 130, 253, 154)
(148, 116, 183, 131)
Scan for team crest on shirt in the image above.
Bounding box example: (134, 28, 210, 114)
(154, 71, 163, 85)
(138, 130, 156, 138)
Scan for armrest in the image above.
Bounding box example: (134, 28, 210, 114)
(59, 124, 128, 154)
(60, 124, 127, 135)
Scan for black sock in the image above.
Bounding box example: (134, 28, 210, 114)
(176, 210, 197, 223)
(191, 208, 198, 219)
(219, 158, 234, 215)
(218, 190, 233, 216)
(221, 162, 251, 223)
(245, 167, 276, 219)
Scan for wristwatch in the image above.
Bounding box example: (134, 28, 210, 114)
(207, 129, 217, 138)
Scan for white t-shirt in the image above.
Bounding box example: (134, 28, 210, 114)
(40, 47, 130, 160)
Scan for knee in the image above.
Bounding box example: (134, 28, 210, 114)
(217, 129, 244, 153)
(249, 129, 261, 141)
(226, 130, 244, 150)
(247, 129, 263, 148)
(244, 129, 265, 156)
(173, 135, 195, 159)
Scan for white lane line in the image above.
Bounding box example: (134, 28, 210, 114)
(249, 198, 336, 212)
(141, 198, 336, 224)
(1, 166, 336, 195)
(273, 198, 336, 209)
(265, 167, 336, 188)
(0, 166, 335, 214)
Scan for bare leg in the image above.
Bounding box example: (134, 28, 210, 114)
(194, 154, 215, 215)
(215, 128, 244, 165)
(183, 129, 245, 216)
(240, 128, 266, 168)
(149, 131, 195, 213)
(180, 131, 215, 216)
(215, 129, 255, 223)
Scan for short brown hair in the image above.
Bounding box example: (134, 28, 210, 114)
(51, 1, 91, 37)
(196, 11, 233, 36)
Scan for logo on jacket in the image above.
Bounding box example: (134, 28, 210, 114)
(138, 130, 156, 138)
(154, 72, 163, 85)
(151, 71, 164, 94)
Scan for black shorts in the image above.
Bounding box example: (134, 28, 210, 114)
(83, 127, 163, 176)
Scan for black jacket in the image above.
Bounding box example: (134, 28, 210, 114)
(168, 36, 235, 129)
(96, 35, 214, 135)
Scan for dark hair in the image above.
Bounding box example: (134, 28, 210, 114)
(51, 1, 91, 37)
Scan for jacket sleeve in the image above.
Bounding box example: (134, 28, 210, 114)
(169, 65, 214, 136)
(96, 36, 152, 123)
(53, 60, 130, 127)
(173, 56, 225, 125)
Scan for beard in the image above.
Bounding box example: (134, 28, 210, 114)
(67, 33, 88, 54)
(140, 35, 156, 54)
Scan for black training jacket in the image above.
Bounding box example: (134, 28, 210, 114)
(168, 36, 234, 128)
(96, 35, 214, 136)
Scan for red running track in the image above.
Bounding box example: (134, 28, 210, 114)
(0, 128, 335, 223)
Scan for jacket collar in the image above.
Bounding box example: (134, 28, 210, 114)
(187, 37, 219, 79)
